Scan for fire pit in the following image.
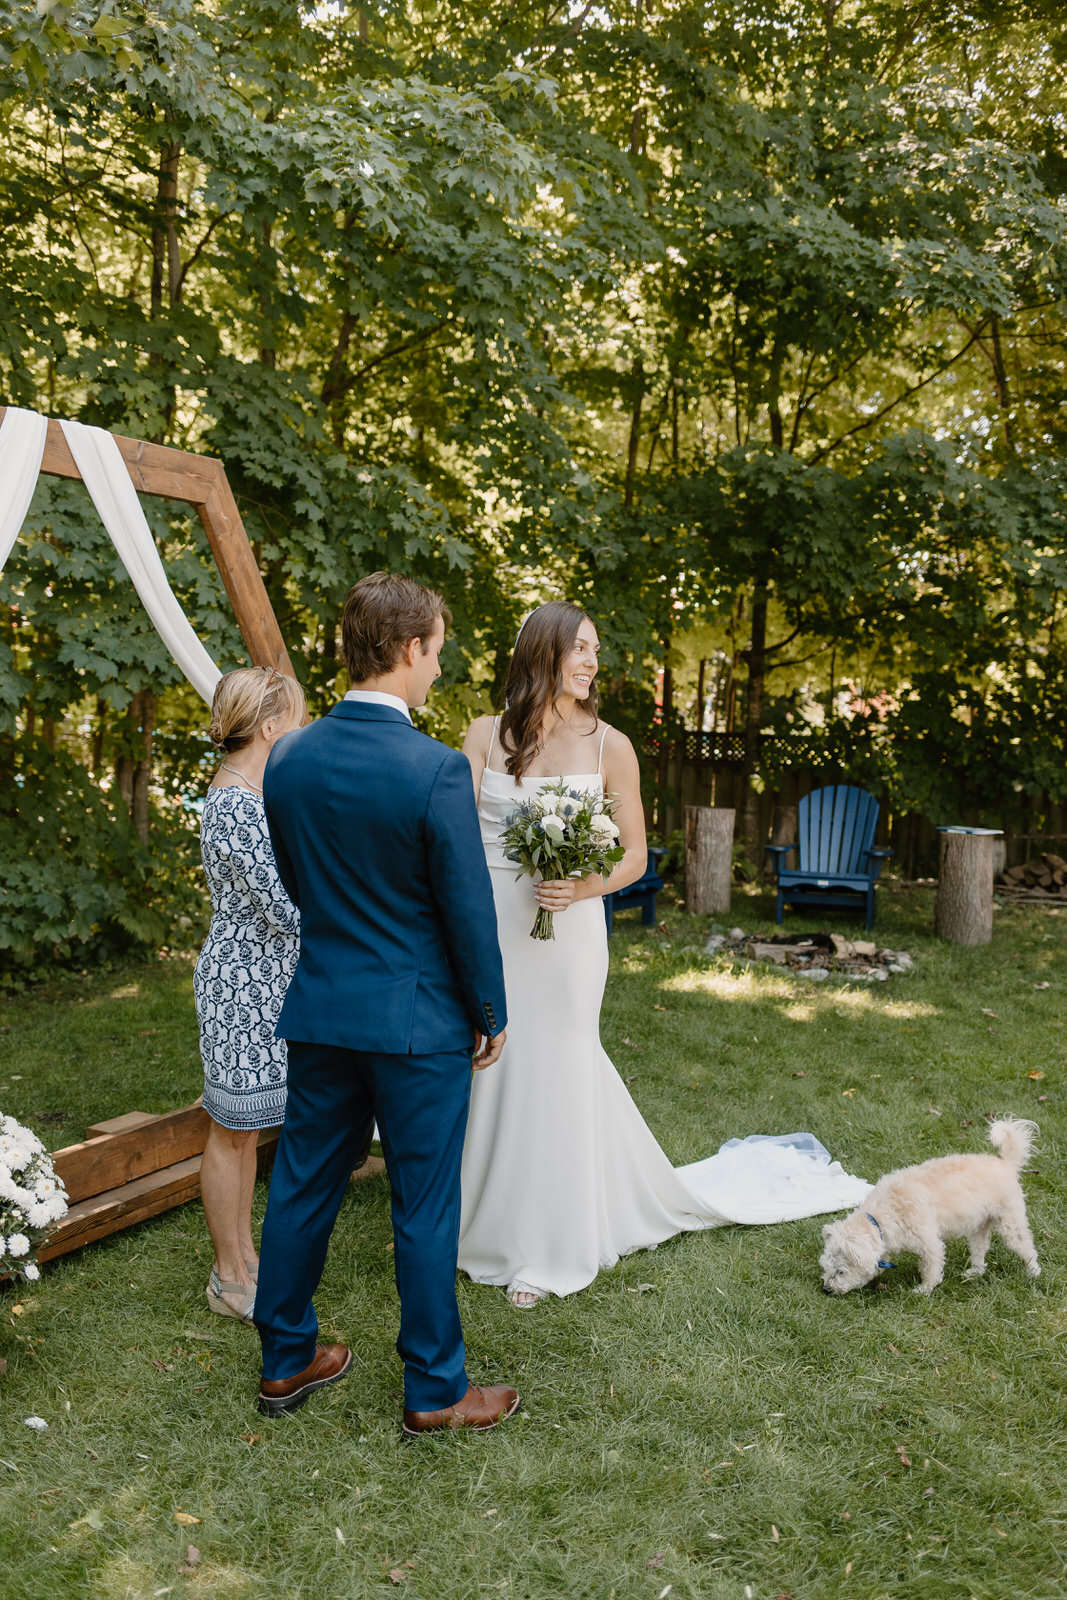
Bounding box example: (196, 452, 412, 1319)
(705, 929, 914, 981)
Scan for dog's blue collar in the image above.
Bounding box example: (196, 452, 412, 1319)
(866, 1212, 895, 1270)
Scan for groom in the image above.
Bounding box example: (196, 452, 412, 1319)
(253, 571, 518, 1435)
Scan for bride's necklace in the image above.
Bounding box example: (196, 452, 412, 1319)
(219, 763, 263, 795)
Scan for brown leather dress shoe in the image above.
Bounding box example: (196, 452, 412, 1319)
(402, 1382, 520, 1438)
(257, 1342, 353, 1417)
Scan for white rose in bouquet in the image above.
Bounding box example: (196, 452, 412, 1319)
(542, 814, 567, 841)
(590, 812, 619, 840)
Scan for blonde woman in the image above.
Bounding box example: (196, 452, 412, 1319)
(194, 667, 305, 1321)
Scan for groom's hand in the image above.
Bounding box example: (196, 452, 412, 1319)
(472, 1030, 506, 1071)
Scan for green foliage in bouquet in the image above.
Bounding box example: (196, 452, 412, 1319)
(500, 780, 625, 941)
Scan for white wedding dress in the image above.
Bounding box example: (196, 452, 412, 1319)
(457, 736, 871, 1301)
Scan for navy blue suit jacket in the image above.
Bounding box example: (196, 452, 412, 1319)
(263, 701, 507, 1055)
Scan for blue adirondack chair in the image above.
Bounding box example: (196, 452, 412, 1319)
(604, 848, 667, 935)
(765, 785, 891, 930)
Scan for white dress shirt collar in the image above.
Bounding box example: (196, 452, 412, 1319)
(343, 689, 413, 724)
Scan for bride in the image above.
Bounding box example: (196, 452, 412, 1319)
(457, 601, 869, 1307)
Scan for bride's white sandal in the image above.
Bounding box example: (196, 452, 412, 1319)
(507, 1282, 544, 1309)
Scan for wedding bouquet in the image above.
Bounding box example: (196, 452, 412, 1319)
(0, 1115, 68, 1283)
(500, 780, 626, 940)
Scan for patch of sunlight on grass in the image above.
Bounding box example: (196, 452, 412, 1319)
(830, 987, 942, 1017)
(94, 1554, 256, 1600)
(105, 984, 143, 1000)
(662, 967, 799, 1001)
(882, 998, 942, 1018)
(781, 1001, 817, 1022)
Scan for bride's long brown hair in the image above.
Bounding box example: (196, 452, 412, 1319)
(499, 602, 600, 779)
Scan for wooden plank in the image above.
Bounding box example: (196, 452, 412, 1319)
(52, 1104, 213, 1202)
(0, 410, 220, 505)
(198, 479, 294, 674)
(39, 1154, 207, 1259)
(85, 1110, 157, 1139)
(36, 1138, 379, 1264)
(39, 1129, 281, 1261)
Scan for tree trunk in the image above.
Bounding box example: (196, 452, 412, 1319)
(115, 688, 155, 844)
(739, 582, 768, 859)
(766, 804, 797, 879)
(934, 830, 998, 945)
(685, 805, 734, 914)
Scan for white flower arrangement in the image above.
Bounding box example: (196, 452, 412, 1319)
(500, 780, 626, 940)
(0, 1115, 67, 1282)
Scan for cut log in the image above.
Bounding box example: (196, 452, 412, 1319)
(685, 805, 734, 914)
(935, 830, 997, 946)
(747, 941, 788, 963)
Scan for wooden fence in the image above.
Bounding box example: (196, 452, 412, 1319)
(643, 731, 1067, 877)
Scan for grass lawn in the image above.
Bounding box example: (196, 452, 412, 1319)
(0, 882, 1063, 1600)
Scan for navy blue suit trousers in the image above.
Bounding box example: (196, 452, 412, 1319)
(256, 1038, 473, 1411)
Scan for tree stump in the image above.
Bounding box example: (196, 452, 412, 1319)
(686, 805, 734, 914)
(934, 828, 1000, 945)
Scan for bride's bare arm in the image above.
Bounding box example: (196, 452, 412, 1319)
(461, 715, 495, 803)
(534, 726, 648, 910)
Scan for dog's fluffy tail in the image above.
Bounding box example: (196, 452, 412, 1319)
(988, 1117, 1038, 1170)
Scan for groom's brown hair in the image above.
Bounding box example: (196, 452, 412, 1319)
(341, 571, 451, 683)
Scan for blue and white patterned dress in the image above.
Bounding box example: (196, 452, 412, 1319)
(193, 785, 300, 1131)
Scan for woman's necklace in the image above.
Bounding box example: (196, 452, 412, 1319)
(218, 763, 263, 794)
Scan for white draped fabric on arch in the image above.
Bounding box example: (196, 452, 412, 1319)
(0, 406, 221, 704)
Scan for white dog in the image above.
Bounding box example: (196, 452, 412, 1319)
(819, 1118, 1041, 1295)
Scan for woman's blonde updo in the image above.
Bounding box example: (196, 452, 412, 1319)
(209, 667, 306, 754)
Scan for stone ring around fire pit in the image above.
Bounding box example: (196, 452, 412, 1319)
(704, 930, 915, 982)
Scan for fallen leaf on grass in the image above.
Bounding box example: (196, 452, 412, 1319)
(791, 1070, 806, 1078)
(922, 1488, 934, 1498)
(652, 1004, 666, 1011)
(994, 1527, 1007, 1538)
(980, 1009, 998, 1018)
(625, 1283, 656, 1293)
(658, 1588, 672, 1599)
(842, 1088, 856, 1098)
(69, 1509, 104, 1531)
(771, 1524, 780, 1541)
(240, 1434, 261, 1446)
(174, 1512, 200, 1526)
(1029, 1071, 1044, 1080)
(621, 1037, 636, 1047)
(844, 1562, 852, 1576)
(647, 1552, 666, 1569)
(896, 1445, 911, 1467)
(336, 1529, 345, 1545)
(1034, 982, 1050, 990)
(182, 1546, 201, 1568)
(887, 1344, 901, 1355)
(387, 1569, 409, 1584)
